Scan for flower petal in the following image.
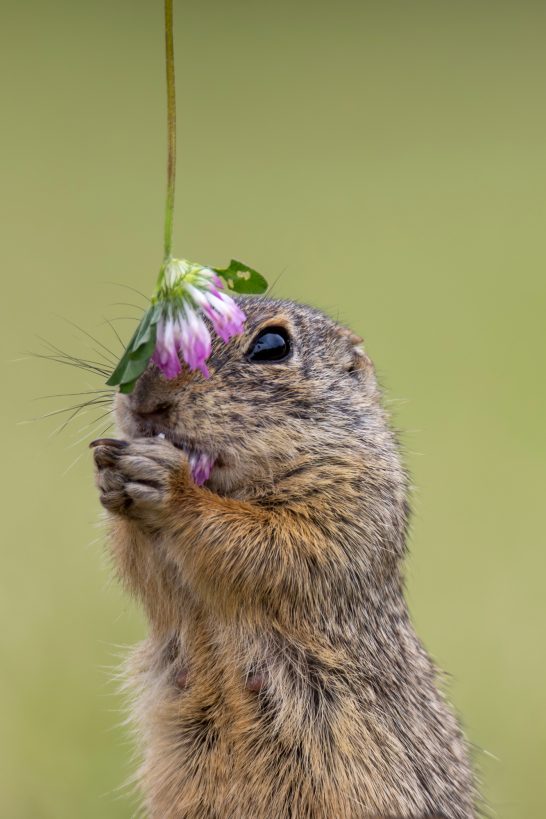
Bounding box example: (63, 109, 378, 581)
(189, 452, 215, 485)
(152, 316, 182, 379)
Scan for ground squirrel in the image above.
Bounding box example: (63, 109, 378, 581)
(91, 297, 476, 818)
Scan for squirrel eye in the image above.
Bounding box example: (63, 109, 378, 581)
(246, 326, 291, 363)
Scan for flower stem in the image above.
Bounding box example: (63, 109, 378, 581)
(163, 0, 176, 263)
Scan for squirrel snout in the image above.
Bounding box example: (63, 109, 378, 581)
(124, 368, 177, 421)
(130, 400, 174, 422)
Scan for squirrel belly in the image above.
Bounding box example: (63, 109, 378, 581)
(94, 297, 477, 818)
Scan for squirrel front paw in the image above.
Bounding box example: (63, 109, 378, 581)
(91, 437, 190, 528)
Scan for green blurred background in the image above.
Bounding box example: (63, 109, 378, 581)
(1, 0, 545, 816)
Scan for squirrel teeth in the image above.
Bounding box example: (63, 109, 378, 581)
(155, 434, 214, 485)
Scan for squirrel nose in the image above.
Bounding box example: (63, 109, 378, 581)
(127, 369, 176, 420)
(132, 401, 173, 422)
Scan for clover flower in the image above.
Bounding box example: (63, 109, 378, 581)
(150, 261, 247, 381)
(151, 303, 211, 380)
(107, 258, 266, 394)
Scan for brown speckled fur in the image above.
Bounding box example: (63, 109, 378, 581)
(92, 297, 476, 818)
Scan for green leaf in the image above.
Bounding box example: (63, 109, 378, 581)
(106, 305, 160, 391)
(118, 378, 139, 395)
(213, 259, 268, 294)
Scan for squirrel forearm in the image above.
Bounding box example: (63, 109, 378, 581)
(109, 517, 188, 629)
(160, 484, 351, 622)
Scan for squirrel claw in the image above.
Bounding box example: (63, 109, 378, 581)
(89, 438, 128, 449)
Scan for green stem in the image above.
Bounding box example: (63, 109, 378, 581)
(163, 0, 176, 262)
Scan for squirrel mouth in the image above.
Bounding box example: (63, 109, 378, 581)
(130, 420, 218, 485)
(154, 432, 216, 486)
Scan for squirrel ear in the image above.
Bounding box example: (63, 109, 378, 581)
(337, 326, 372, 373)
(337, 327, 363, 347)
(346, 330, 364, 347)
(348, 345, 372, 374)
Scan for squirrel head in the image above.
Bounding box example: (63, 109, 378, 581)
(114, 297, 398, 496)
